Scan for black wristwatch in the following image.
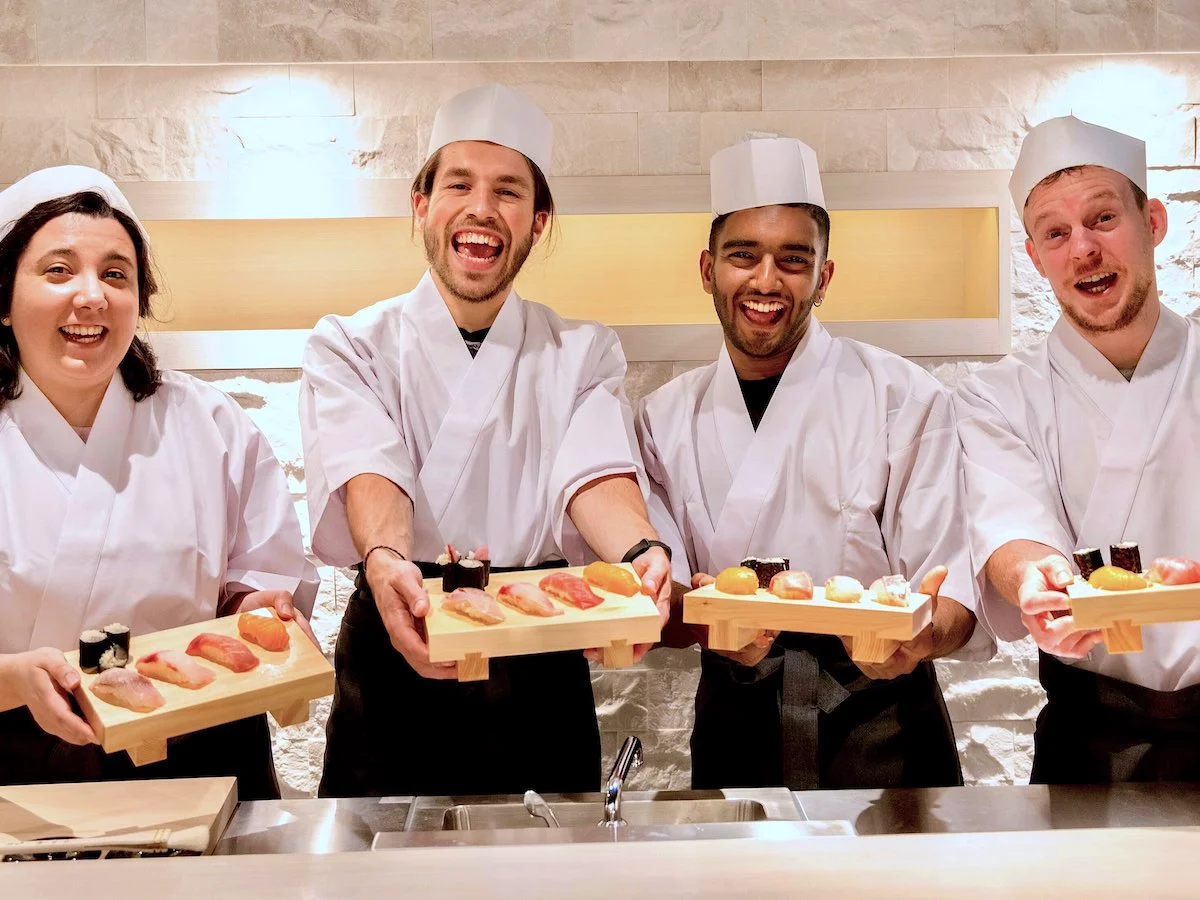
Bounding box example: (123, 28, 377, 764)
(621, 539, 673, 563)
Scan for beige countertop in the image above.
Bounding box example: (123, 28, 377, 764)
(4, 826, 1200, 898)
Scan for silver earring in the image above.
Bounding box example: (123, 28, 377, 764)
(0, 317, 9, 326)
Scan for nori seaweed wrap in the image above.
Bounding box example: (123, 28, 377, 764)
(1073, 548, 1104, 580)
(79, 629, 108, 673)
(741, 557, 790, 590)
(1110, 542, 1142, 574)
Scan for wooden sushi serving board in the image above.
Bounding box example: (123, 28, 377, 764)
(1067, 578, 1200, 654)
(683, 584, 933, 663)
(65, 614, 334, 767)
(0, 776, 236, 857)
(423, 563, 662, 682)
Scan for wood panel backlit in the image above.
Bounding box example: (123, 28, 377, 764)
(141, 209, 998, 331)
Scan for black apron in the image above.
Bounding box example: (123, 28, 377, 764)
(318, 561, 601, 798)
(0, 707, 280, 799)
(1032, 652, 1200, 784)
(690, 632, 961, 791)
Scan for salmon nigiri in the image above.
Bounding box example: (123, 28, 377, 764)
(187, 633, 260, 673)
(497, 582, 563, 617)
(539, 573, 605, 610)
(238, 609, 290, 652)
(90, 667, 165, 713)
(136, 650, 215, 689)
(582, 562, 642, 597)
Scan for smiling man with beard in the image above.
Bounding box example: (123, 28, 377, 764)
(299, 83, 672, 798)
(637, 137, 988, 791)
(956, 116, 1200, 784)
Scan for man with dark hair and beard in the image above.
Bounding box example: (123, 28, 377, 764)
(300, 83, 672, 798)
(957, 116, 1200, 784)
(637, 137, 987, 791)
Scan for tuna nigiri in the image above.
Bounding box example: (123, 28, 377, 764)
(186, 633, 260, 673)
(238, 609, 290, 652)
(769, 570, 814, 600)
(497, 582, 563, 617)
(442, 587, 506, 625)
(582, 562, 642, 597)
(539, 573, 605, 610)
(136, 650, 215, 689)
(90, 667, 165, 713)
(1088, 566, 1149, 591)
(1148, 557, 1200, 586)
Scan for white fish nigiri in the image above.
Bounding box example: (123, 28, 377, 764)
(136, 649, 216, 689)
(90, 668, 165, 713)
(497, 582, 563, 617)
(442, 588, 506, 625)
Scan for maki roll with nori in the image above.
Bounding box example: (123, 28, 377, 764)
(741, 557, 789, 590)
(102, 622, 131, 656)
(1073, 548, 1104, 580)
(79, 629, 108, 673)
(438, 546, 491, 592)
(1111, 542, 1142, 574)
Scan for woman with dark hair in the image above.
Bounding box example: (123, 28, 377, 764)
(0, 166, 319, 798)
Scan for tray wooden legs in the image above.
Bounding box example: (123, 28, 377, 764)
(457, 653, 489, 682)
(848, 634, 900, 665)
(1101, 619, 1144, 654)
(602, 640, 634, 669)
(126, 740, 168, 767)
(270, 699, 311, 727)
(707, 621, 763, 652)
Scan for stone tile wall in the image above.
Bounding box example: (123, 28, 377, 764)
(3, 0, 1199, 793)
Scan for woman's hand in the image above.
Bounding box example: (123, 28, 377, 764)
(1, 649, 97, 745)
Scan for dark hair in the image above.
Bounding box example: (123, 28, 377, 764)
(410, 146, 558, 249)
(708, 202, 831, 261)
(0, 190, 161, 410)
(1027, 166, 1149, 214)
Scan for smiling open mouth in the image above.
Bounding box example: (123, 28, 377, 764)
(59, 325, 107, 344)
(739, 297, 786, 327)
(1075, 271, 1118, 296)
(452, 230, 504, 266)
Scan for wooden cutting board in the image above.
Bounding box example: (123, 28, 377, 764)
(1067, 578, 1200, 653)
(65, 613, 334, 766)
(684, 583, 932, 663)
(0, 776, 236, 855)
(424, 564, 662, 681)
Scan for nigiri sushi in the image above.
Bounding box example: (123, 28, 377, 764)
(1148, 557, 1200, 586)
(238, 609, 290, 652)
(539, 573, 605, 610)
(769, 570, 814, 600)
(497, 582, 563, 617)
(582, 561, 641, 597)
(825, 576, 865, 603)
(186, 633, 259, 673)
(136, 650, 216, 689)
(714, 567, 758, 595)
(1088, 566, 1149, 591)
(442, 587, 506, 625)
(90, 667, 165, 713)
(869, 575, 911, 608)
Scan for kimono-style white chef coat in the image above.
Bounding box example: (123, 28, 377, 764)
(956, 305, 1200, 692)
(0, 369, 318, 655)
(300, 271, 645, 570)
(639, 317, 988, 650)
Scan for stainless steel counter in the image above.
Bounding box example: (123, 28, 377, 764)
(212, 782, 1200, 855)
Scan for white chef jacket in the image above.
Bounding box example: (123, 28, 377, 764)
(638, 317, 992, 660)
(956, 305, 1200, 691)
(299, 271, 646, 569)
(0, 369, 318, 654)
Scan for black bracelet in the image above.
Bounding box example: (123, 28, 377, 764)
(621, 538, 672, 564)
(364, 545, 407, 569)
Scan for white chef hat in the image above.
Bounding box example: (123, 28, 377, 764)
(710, 136, 826, 220)
(0, 165, 146, 245)
(1010, 115, 1147, 213)
(426, 83, 554, 176)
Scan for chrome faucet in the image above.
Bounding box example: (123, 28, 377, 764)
(600, 735, 643, 827)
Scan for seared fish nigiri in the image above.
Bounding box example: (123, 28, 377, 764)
(187, 633, 259, 673)
(498, 582, 563, 617)
(582, 561, 641, 597)
(90, 667, 165, 713)
(238, 609, 290, 652)
(539, 573, 604, 610)
(442, 587, 506, 625)
(136, 650, 216, 689)
(1148, 557, 1200, 585)
(769, 570, 814, 600)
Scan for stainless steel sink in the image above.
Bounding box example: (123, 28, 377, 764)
(441, 797, 769, 830)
